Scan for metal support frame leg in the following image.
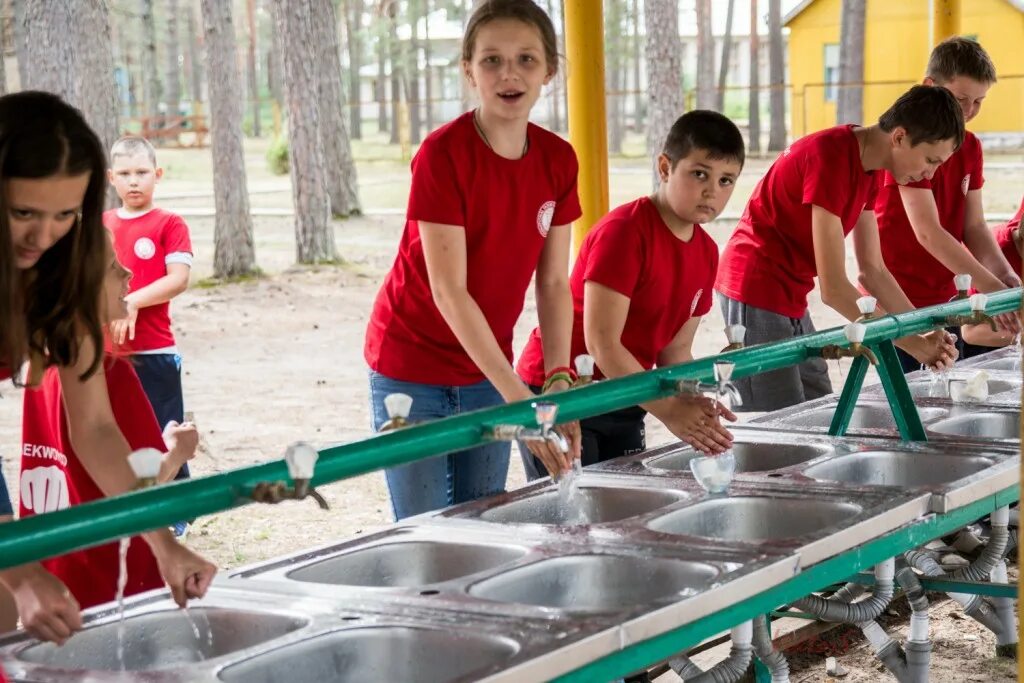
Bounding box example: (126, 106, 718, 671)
(874, 340, 927, 441)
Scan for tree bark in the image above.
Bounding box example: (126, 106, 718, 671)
(17, 1, 120, 204)
(272, 0, 335, 263)
(836, 0, 866, 125)
(605, 0, 623, 154)
(767, 0, 786, 150)
(139, 0, 161, 122)
(631, 0, 642, 131)
(313, 0, 361, 216)
(405, 0, 422, 145)
(748, 0, 761, 153)
(387, 3, 401, 145)
(644, 0, 684, 187)
(0, 15, 7, 95)
(165, 0, 181, 118)
(200, 0, 257, 277)
(422, 0, 433, 132)
(246, 0, 261, 137)
(12, 0, 28, 88)
(717, 0, 736, 112)
(186, 3, 203, 106)
(342, 0, 364, 139)
(545, 0, 561, 132)
(376, 24, 388, 133)
(695, 0, 716, 110)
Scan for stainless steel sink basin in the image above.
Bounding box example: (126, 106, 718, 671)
(218, 626, 518, 683)
(903, 377, 1018, 399)
(781, 405, 948, 430)
(477, 485, 684, 525)
(286, 541, 527, 587)
(648, 497, 863, 542)
(971, 356, 1020, 371)
(18, 607, 307, 671)
(646, 442, 833, 473)
(927, 411, 1020, 440)
(468, 554, 718, 613)
(802, 450, 996, 488)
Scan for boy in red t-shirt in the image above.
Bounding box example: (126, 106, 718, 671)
(19, 239, 199, 610)
(103, 136, 194, 536)
(515, 111, 741, 478)
(962, 195, 1024, 349)
(715, 85, 961, 411)
(874, 37, 1020, 371)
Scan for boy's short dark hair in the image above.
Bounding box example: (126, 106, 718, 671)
(878, 85, 965, 149)
(110, 135, 157, 166)
(927, 36, 997, 85)
(662, 110, 745, 169)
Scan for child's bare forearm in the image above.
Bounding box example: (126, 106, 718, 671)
(125, 267, 190, 310)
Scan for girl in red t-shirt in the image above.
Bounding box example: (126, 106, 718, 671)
(364, 0, 582, 520)
(0, 92, 215, 646)
(962, 194, 1024, 349)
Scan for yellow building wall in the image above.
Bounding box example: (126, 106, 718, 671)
(788, 0, 1024, 137)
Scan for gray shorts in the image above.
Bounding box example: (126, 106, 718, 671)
(718, 292, 832, 412)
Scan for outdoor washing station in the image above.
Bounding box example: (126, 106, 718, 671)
(0, 290, 1021, 682)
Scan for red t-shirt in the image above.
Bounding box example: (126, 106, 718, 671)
(993, 196, 1024, 278)
(20, 357, 164, 609)
(874, 132, 985, 307)
(516, 197, 716, 385)
(364, 111, 582, 385)
(104, 208, 193, 352)
(715, 125, 878, 318)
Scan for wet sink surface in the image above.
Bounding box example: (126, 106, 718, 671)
(468, 554, 719, 613)
(286, 541, 527, 587)
(646, 442, 833, 473)
(780, 405, 948, 430)
(18, 607, 308, 671)
(971, 356, 1021, 372)
(927, 411, 1020, 440)
(477, 485, 684, 525)
(647, 497, 863, 542)
(904, 377, 1017, 399)
(217, 626, 518, 683)
(802, 450, 996, 488)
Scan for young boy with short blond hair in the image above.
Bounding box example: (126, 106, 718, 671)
(104, 136, 194, 535)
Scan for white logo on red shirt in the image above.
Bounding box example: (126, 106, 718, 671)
(961, 174, 970, 196)
(21, 466, 69, 513)
(690, 289, 703, 316)
(537, 201, 556, 237)
(134, 237, 157, 260)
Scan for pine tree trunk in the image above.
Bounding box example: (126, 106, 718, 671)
(343, 0, 364, 139)
(545, 0, 560, 132)
(12, 0, 28, 88)
(717, 0, 735, 112)
(644, 0, 684, 187)
(272, 0, 335, 263)
(200, 0, 257, 277)
(836, 0, 865, 125)
(246, 0, 261, 137)
(376, 29, 388, 133)
(606, 0, 623, 154)
(631, 0, 642, 131)
(405, 0, 422, 145)
(0, 23, 7, 95)
(696, 0, 716, 110)
(186, 3, 203, 105)
(748, 0, 761, 153)
(313, 0, 361, 216)
(139, 0, 161, 122)
(422, 0, 433, 132)
(387, 4, 401, 145)
(767, 0, 786, 150)
(165, 0, 181, 118)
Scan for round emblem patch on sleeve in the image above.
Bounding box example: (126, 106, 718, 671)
(961, 174, 970, 196)
(134, 237, 157, 260)
(537, 201, 556, 237)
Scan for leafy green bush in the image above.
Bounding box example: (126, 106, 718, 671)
(266, 134, 289, 175)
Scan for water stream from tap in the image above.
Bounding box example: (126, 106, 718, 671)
(115, 537, 130, 669)
(557, 458, 585, 525)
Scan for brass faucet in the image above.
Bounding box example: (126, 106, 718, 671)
(854, 295, 877, 324)
(251, 442, 330, 510)
(127, 448, 163, 491)
(490, 401, 569, 454)
(819, 323, 879, 365)
(379, 393, 416, 431)
(944, 292, 999, 332)
(573, 354, 595, 387)
(720, 324, 745, 353)
(674, 361, 743, 407)
(953, 273, 972, 301)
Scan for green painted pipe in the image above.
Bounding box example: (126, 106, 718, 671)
(0, 290, 1018, 569)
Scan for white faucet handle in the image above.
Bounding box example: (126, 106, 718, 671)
(856, 296, 877, 315)
(127, 448, 163, 480)
(969, 292, 988, 312)
(725, 324, 746, 345)
(574, 354, 595, 378)
(285, 441, 319, 480)
(532, 401, 559, 429)
(713, 360, 736, 384)
(954, 273, 972, 291)
(844, 322, 866, 344)
(383, 393, 413, 420)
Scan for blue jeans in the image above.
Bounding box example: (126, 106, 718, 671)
(0, 462, 12, 517)
(368, 370, 510, 521)
(133, 353, 189, 481)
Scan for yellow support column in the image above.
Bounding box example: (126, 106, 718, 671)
(932, 0, 961, 45)
(564, 0, 609, 254)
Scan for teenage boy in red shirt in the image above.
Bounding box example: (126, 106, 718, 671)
(516, 111, 741, 478)
(715, 85, 961, 411)
(19, 238, 202, 610)
(104, 136, 194, 536)
(962, 195, 1024, 349)
(874, 37, 1020, 371)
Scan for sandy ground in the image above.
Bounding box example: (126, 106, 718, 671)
(1, 143, 1021, 681)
